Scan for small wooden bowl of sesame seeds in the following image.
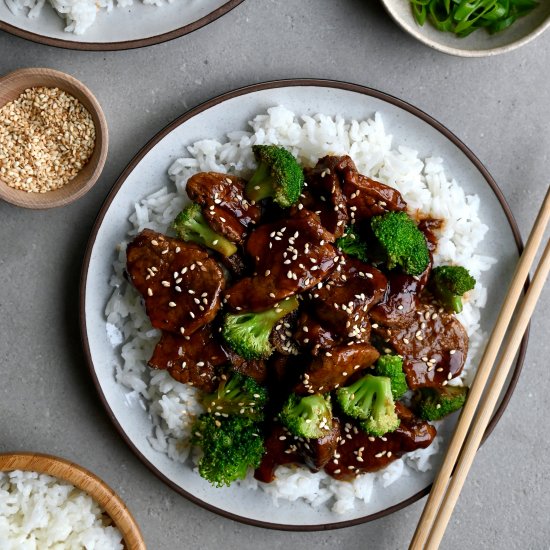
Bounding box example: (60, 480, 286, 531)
(0, 67, 108, 209)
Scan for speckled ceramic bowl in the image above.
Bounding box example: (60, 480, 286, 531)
(381, 0, 550, 57)
(80, 79, 528, 530)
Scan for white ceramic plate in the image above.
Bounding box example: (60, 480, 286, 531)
(81, 80, 527, 529)
(381, 0, 550, 57)
(0, 0, 243, 50)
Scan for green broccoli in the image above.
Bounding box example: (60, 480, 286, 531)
(221, 296, 299, 360)
(279, 393, 333, 439)
(245, 145, 304, 207)
(374, 354, 408, 399)
(336, 374, 400, 437)
(429, 265, 476, 314)
(201, 371, 268, 422)
(415, 385, 468, 421)
(335, 225, 368, 262)
(191, 414, 265, 487)
(173, 203, 237, 257)
(370, 211, 430, 276)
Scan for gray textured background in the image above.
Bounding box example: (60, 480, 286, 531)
(1, 1, 549, 548)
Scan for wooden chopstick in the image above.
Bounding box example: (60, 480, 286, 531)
(410, 186, 550, 550)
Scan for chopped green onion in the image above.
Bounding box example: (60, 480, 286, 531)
(410, 0, 538, 36)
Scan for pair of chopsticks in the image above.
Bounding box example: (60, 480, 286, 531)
(410, 186, 550, 550)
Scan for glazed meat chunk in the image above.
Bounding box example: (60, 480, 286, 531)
(126, 229, 225, 335)
(297, 156, 350, 237)
(373, 302, 469, 389)
(369, 270, 428, 329)
(294, 343, 380, 394)
(148, 326, 228, 392)
(254, 423, 301, 483)
(370, 222, 437, 329)
(308, 257, 387, 342)
(225, 210, 339, 312)
(299, 417, 341, 471)
(294, 310, 339, 353)
(332, 155, 407, 222)
(324, 403, 436, 479)
(254, 418, 341, 483)
(186, 172, 261, 244)
(226, 348, 267, 384)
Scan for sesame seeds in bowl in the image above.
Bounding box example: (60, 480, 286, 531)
(0, 68, 108, 209)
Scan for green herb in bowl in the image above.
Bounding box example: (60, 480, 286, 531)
(410, 0, 539, 37)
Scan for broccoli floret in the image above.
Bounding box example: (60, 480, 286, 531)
(191, 414, 265, 487)
(173, 203, 237, 257)
(415, 386, 468, 421)
(201, 371, 268, 422)
(222, 296, 299, 360)
(374, 354, 408, 399)
(370, 211, 430, 276)
(336, 374, 400, 437)
(245, 145, 304, 207)
(279, 393, 332, 439)
(429, 265, 476, 314)
(335, 225, 368, 261)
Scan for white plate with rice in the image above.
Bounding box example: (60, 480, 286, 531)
(81, 80, 527, 529)
(0, 0, 243, 50)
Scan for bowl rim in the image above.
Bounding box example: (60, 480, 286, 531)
(0, 0, 245, 51)
(380, 0, 550, 57)
(79, 78, 529, 531)
(0, 67, 109, 209)
(0, 451, 146, 549)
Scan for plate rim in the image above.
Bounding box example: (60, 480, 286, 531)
(0, 0, 245, 51)
(79, 78, 529, 531)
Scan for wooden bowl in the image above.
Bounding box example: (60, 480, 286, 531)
(0, 68, 108, 209)
(0, 452, 146, 550)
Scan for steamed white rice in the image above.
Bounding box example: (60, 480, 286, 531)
(0, 470, 123, 549)
(105, 106, 496, 513)
(5, 0, 190, 35)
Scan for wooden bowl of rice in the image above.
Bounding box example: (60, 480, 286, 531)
(0, 67, 108, 209)
(0, 452, 145, 550)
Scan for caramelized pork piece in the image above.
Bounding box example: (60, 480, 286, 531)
(148, 326, 227, 392)
(299, 417, 341, 471)
(126, 229, 225, 335)
(294, 310, 339, 353)
(373, 302, 468, 390)
(225, 210, 339, 312)
(322, 154, 407, 222)
(418, 218, 443, 253)
(308, 257, 387, 341)
(254, 418, 341, 483)
(294, 343, 380, 394)
(254, 424, 301, 483)
(324, 403, 436, 480)
(369, 271, 428, 329)
(226, 348, 267, 384)
(370, 236, 433, 329)
(186, 172, 261, 244)
(297, 156, 350, 237)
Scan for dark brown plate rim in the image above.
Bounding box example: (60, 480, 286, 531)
(80, 78, 528, 531)
(0, 0, 244, 51)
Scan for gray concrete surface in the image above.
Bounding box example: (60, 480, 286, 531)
(1, 1, 549, 548)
